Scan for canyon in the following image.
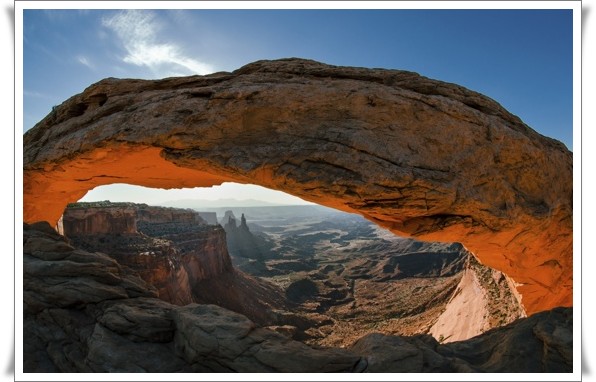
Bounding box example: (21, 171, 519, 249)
(22, 58, 574, 373)
(60, 202, 299, 327)
(23, 219, 572, 372)
(215, 205, 527, 346)
(64, 201, 512, 346)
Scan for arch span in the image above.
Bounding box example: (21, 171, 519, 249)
(23, 59, 572, 315)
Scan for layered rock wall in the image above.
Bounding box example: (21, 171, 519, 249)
(23, 58, 572, 314)
(62, 202, 204, 235)
(62, 202, 232, 305)
(179, 228, 232, 280)
(136, 205, 204, 224)
(62, 205, 137, 235)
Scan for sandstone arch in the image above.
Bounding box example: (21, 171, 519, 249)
(23, 58, 572, 315)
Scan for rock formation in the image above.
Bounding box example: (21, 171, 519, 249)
(61, 201, 207, 235)
(61, 202, 138, 235)
(23, 222, 572, 373)
(62, 202, 231, 305)
(428, 254, 526, 343)
(220, 210, 237, 226)
(61, 202, 300, 327)
(223, 212, 273, 264)
(23, 58, 572, 314)
(197, 211, 218, 225)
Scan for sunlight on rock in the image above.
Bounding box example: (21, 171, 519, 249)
(22, 59, 573, 373)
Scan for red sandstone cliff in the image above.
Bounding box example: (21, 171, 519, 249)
(62, 204, 138, 235)
(61, 202, 293, 327)
(63, 202, 232, 305)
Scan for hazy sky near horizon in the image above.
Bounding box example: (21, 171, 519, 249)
(22, 6, 574, 206)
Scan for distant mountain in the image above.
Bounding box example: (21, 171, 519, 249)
(160, 198, 296, 209)
(187, 205, 346, 222)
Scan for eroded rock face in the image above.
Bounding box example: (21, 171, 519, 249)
(61, 201, 207, 235)
(23, 222, 572, 373)
(61, 202, 294, 325)
(428, 254, 526, 343)
(61, 205, 138, 235)
(23, 58, 572, 314)
(62, 202, 231, 305)
(223, 213, 273, 263)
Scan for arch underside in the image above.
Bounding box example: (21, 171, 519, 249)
(23, 59, 572, 315)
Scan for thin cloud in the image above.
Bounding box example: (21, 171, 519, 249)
(77, 55, 94, 70)
(102, 10, 213, 77)
(23, 90, 54, 99)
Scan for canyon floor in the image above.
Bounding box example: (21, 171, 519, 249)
(208, 205, 526, 347)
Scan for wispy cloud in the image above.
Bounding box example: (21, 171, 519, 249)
(102, 10, 213, 77)
(23, 90, 54, 99)
(77, 55, 94, 70)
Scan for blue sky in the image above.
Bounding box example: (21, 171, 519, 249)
(22, 7, 574, 205)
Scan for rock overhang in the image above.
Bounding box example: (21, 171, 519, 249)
(23, 58, 572, 315)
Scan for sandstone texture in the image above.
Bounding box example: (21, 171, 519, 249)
(61, 201, 207, 235)
(23, 58, 572, 314)
(60, 204, 138, 235)
(63, 202, 231, 305)
(23, 222, 572, 373)
(61, 202, 296, 326)
(428, 254, 526, 343)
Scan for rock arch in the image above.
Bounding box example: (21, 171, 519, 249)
(23, 58, 572, 315)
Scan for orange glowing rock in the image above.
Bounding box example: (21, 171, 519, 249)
(23, 58, 572, 315)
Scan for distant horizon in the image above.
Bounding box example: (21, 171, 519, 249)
(70, 198, 311, 207)
(160, 197, 314, 208)
(78, 182, 317, 207)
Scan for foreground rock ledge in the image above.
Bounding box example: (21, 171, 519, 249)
(23, 222, 572, 373)
(23, 58, 572, 314)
